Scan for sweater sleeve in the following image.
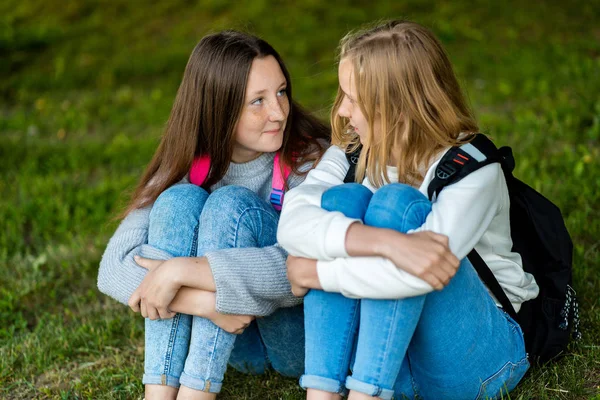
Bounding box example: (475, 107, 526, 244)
(278, 145, 360, 260)
(203, 161, 316, 317)
(205, 244, 301, 316)
(412, 163, 504, 259)
(317, 256, 433, 299)
(97, 207, 174, 305)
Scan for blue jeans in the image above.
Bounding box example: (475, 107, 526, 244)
(142, 184, 304, 393)
(301, 183, 529, 400)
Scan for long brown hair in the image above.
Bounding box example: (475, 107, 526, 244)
(124, 31, 330, 215)
(331, 20, 478, 187)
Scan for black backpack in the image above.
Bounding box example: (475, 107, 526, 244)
(344, 134, 581, 363)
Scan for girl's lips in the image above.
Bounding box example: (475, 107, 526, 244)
(263, 128, 282, 134)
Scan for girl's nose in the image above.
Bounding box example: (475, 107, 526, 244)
(269, 99, 287, 122)
(338, 97, 351, 118)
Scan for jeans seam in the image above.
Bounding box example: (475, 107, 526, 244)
(189, 221, 199, 257)
(202, 324, 224, 385)
(369, 300, 401, 390)
(233, 207, 277, 247)
(498, 308, 528, 356)
(401, 200, 430, 232)
(338, 301, 359, 379)
(163, 313, 182, 378)
(476, 357, 529, 400)
(382, 301, 401, 384)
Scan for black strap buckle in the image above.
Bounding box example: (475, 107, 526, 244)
(436, 162, 457, 180)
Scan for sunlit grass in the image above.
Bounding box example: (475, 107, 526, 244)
(1, 0, 599, 398)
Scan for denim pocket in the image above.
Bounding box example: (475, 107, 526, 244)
(475, 357, 530, 400)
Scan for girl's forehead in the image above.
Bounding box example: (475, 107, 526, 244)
(338, 59, 355, 93)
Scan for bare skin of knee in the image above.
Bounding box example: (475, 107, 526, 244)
(306, 388, 343, 400)
(176, 386, 217, 400)
(145, 384, 178, 400)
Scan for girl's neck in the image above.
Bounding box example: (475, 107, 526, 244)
(231, 150, 264, 164)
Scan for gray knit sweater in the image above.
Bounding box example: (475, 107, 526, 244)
(97, 152, 310, 316)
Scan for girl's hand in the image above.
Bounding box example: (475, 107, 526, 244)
(286, 255, 320, 297)
(380, 230, 460, 290)
(128, 256, 181, 320)
(206, 311, 255, 335)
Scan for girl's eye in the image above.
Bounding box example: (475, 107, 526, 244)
(277, 88, 287, 97)
(251, 98, 263, 106)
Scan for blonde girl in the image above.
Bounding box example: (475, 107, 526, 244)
(278, 20, 539, 400)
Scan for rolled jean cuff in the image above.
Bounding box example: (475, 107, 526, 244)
(179, 372, 222, 393)
(142, 373, 180, 388)
(345, 376, 394, 400)
(299, 374, 347, 395)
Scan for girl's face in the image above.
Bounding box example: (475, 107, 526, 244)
(337, 58, 372, 144)
(233, 56, 290, 163)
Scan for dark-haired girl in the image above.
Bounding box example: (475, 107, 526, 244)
(97, 31, 333, 400)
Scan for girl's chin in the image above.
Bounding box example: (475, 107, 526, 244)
(258, 137, 285, 154)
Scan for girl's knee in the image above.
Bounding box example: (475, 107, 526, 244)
(371, 184, 427, 206)
(322, 183, 373, 219)
(151, 184, 209, 222)
(365, 184, 431, 231)
(203, 185, 262, 212)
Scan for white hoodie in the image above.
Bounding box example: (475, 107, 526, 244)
(277, 145, 539, 312)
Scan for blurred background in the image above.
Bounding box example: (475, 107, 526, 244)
(1, 0, 599, 398)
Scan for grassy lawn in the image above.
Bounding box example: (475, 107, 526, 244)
(1, 0, 599, 398)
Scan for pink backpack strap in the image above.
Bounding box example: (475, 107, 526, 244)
(189, 156, 211, 186)
(190, 153, 290, 211)
(270, 152, 291, 211)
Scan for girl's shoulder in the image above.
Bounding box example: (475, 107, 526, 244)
(287, 144, 352, 189)
(421, 149, 504, 192)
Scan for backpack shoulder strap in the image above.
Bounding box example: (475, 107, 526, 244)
(468, 249, 519, 321)
(344, 145, 363, 183)
(427, 134, 520, 320)
(190, 153, 290, 211)
(271, 152, 291, 211)
(427, 134, 501, 201)
(190, 156, 211, 186)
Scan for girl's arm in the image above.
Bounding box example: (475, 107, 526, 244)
(279, 147, 504, 262)
(97, 206, 173, 305)
(412, 163, 505, 259)
(128, 242, 303, 318)
(168, 288, 253, 334)
(278, 145, 359, 260)
(101, 195, 303, 319)
(287, 163, 505, 299)
(204, 245, 302, 315)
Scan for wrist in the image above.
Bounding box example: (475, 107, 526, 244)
(300, 259, 321, 289)
(346, 223, 399, 258)
(374, 229, 405, 259)
(170, 258, 193, 288)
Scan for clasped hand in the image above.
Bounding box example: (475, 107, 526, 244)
(128, 256, 180, 320)
(379, 230, 460, 290)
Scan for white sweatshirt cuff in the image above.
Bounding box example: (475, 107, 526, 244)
(316, 260, 342, 293)
(324, 214, 361, 258)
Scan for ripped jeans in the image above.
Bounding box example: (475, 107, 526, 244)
(142, 184, 304, 393)
(301, 183, 529, 400)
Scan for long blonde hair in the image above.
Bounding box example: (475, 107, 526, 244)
(331, 20, 479, 187)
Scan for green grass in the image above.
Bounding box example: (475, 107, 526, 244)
(1, 0, 599, 398)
